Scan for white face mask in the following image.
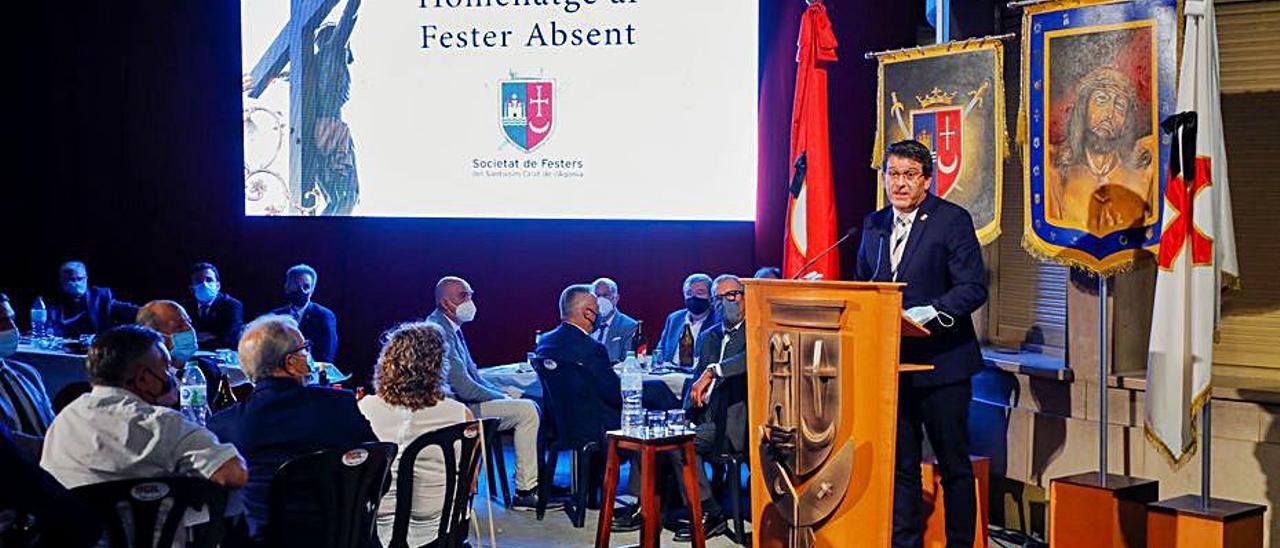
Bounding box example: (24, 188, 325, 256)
(597, 296, 615, 319)
(169, 329, 199, 364)
(454, 299, 477, 323)
(0, 328, 18, 358)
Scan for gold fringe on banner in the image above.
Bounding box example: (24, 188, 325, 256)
(1017, 0, 1176, 274)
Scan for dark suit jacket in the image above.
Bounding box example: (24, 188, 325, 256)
(654, 309, 717, 365)
(270, 302, 338, 363)
(534, 323, 621, 448)
(854, 194, 988, 387)
(207, 377, 376, 540)
(48, 286, 139, 337)
(184, 292, 244, 350)
(592, 310, 639, 363)
(684, 322, 748, 452)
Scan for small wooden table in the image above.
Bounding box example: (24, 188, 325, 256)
(595, 430, 705, 548)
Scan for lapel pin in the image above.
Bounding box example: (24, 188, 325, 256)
(920, 213, 929, 222)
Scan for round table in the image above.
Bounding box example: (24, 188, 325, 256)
(479, 362, 691, 401)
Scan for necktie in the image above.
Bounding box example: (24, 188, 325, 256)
(595, 324, 609, 342)
(678, 324, 694, 367)
(0, 366, 46, 436)
(890, 215, 911, 280)
(199, 304, 210, 320)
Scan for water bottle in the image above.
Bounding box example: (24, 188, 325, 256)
(180, 362, 209, 425)
(30, 297, 47, 339)
(620, 351, 645, 435)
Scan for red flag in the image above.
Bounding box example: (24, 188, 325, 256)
(783, 2, 839, 279)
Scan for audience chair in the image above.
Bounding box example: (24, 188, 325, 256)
(480, 426, 512, 508)
(529, 355, 601, 528)
(267, 441, 397, 548)
(71, 477, 228, 548)
(709, 451, 749, 546)
(386, 418, 498, 548)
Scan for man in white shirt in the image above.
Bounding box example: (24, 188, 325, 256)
(40, 324, 246, 490)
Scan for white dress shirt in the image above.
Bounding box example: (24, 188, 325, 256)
(40, 386, 241, 489)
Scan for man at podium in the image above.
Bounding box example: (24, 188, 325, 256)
(854, 139, 988, 548)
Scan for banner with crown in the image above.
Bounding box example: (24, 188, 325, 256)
(1019, 0, 1178, 274)
(873, 38, 1007, 246)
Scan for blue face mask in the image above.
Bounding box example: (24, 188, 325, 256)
(192, 282, 219, 304)
(62, 280, 88, 298)
(720, 299, 743, 326)
(0, 328, 18, 358)
(169, 329, 199, 364)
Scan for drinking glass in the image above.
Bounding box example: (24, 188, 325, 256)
(646, 411, 668, 438)
(666, 409, 687, 434)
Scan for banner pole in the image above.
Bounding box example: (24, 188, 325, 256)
(1202, 398, 1212, 511)
(1098, 275, 1109, 486)
(936, 0, 951, 44)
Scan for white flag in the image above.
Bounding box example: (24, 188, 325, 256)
(1145, 0, 1239, 463)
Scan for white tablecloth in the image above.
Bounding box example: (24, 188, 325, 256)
(479, 362, 690, 400)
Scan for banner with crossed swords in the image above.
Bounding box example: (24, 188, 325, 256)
(873, 38, 1007, 246)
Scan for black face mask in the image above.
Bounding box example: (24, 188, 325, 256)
(585, 309, 603, 332)
(685, 296, 711, 315)
(287, 290, 310, 308)
(138, 367, 175, 401)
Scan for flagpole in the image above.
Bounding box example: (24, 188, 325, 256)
(935, 0, 950, 43)
(1202, 398, 1212, 511)
(1098, 275, 1109, 486)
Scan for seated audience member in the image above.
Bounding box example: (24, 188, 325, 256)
(0, 422, 104, 548)
(269, 264, 338, 364)
(426, 276, 548, 510)
(39, 325, 246, 490)
(207, 315, 376, 541)
(654, 273, 715, 368)
(47, 261, 139, 337)
(184, 262, 244, 350)
(675, 274, 749, 541)
(359, 322, 472, 546)
(136, 300, 223, 404)
(535, 284, 621, 449)
(591, 277, 639, 363)
(0, 293, 56, 458)
(753, 266, 783, 279)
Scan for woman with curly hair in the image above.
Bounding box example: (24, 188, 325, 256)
(359, 321, 471, 546)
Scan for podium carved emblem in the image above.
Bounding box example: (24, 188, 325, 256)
(760, 329, 854, 548)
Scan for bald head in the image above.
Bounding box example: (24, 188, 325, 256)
(136, 300, 192, 336)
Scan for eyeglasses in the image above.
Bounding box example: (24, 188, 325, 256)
(288, 340, 313, 356)
(716, 290, 745, 302)
(885, 169, 923, 181)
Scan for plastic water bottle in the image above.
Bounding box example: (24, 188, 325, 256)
(180, 362, 209, 425)
(620, 351, 645, 435)
(30, 297, 47, 339)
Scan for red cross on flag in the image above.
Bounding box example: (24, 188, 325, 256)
(1145, 0, 1239, 463)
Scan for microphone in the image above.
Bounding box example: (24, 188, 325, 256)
(791, 226, 860, 280)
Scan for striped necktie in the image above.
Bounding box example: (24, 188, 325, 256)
(890, 214, 911, 280)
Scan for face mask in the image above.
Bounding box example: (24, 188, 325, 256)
(597, 297, 615, 319)
(169, 329, 199, 364)
(720, 300, 743, 326)
(192, 282, 219, 304)
(685, 296, 711, 316)
(139, 367, 176, 403)
(584, 309, 603, 332)
(301, 352, 321, 386)
(287, 289, 310, 308)
(0, 328, 18, 358)
(455, 299, 477, 323)
(63, 280, 88, 298)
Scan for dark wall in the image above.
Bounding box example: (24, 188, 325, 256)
(7, 1, 918, 384)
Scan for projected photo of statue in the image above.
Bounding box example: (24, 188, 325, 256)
(1044, 26, 1157, 235)
(242, 0, 361, 216)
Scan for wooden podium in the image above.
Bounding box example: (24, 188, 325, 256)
(743, 279, 929, 548)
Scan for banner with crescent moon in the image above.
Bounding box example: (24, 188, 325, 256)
(874, 38, 1007, 246)
(1019, 0, 1178, 274)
